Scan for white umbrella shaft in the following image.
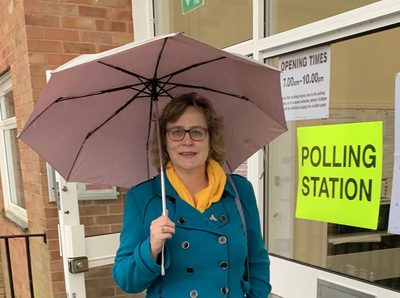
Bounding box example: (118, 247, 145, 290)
(154, 99, 166, 276)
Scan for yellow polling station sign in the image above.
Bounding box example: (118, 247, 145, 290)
(296, 122, 382, 229)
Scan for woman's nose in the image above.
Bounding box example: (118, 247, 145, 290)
(182, 132, 194, 144)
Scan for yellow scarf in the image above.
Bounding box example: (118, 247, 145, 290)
(166, 159, 226, 213)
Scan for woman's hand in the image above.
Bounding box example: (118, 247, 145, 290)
(150, 210, 175, 262)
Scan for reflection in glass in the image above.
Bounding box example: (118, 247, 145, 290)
(270, 0, 379, 35)
(0, 90, 15, 120)
(154, 0, 252, 48)
(4, 128, 25, 209)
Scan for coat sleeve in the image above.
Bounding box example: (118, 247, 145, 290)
(242, 178, 272, 297)
(111, 188, 170, 293)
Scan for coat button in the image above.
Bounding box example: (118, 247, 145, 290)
(220, 262, 228, 270)
(221, 194, 226, 199)
(220, 215, 227, 223)
(190, 290, 198, 298)
(181, 241, 190, 249)
(178, 217, 185, 224)
(186, 267, 194, 274)
(168, 197, 176, 204)
(218, 236, 227, 244)
(221, 287, 229, 294)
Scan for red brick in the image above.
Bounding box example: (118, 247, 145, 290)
(50, 261, 63, 272)
(60, 0, 91, 4)
(112, 32, 133, 45)
(80, 31, 112, 43)
(41, 3, 78, 16)
(25, 14, 60, 27)
(62, 17, 94, 30)
(45, 28, 79, 41)
(110, 9, 132, 21)
(23, 0, 41, 13)
(47, 53, 78, 65)
(109, 204, 123, 214)
(97, 214, 123, 225)
(28, 63, 48, 77)
(93, 0, 128, 8)
(63, 42, 96, 54)
(84, 226, 110, 237)
(79, 6, 108, 19)
(95, 20, 126, 32)
(31, 77, 47, 89)
(110, 224, 122, 233)
(28, 52, 46, 64)
(79, 205, 108, 216)
(98, 44, 117, 52)
(15, 65, 30, 84)
(27, 40, 62, 52)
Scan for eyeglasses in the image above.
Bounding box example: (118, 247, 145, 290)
(166, 127, 208, 141)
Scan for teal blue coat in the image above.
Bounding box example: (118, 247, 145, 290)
(112, 174, 271, 298)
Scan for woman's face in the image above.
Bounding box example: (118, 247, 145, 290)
(166, 106, 210, 174)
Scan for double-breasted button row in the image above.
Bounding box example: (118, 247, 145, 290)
(190, 290, 198, 298)
(220, 262, 228, 270)
(218, 236, 227, 244)
(221, 287, 229, 294)
(186, 267, 194, 274)
(181, 241, 189, 249)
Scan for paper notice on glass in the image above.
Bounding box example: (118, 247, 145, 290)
(279, 45, 331, 121)
(389, 156, 400, 234)
(389, 73, 400, 235)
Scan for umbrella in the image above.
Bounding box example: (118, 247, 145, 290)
(18, 32, 287, 201)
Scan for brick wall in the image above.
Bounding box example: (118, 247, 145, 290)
(1, 0, 134, 297)
(0, 252, 4, 298)
(234, 160, 248, 177)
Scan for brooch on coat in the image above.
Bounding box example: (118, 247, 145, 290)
(210, 214, 217, 221)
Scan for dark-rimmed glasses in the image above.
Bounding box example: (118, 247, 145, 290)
(166, 127, 208, 141)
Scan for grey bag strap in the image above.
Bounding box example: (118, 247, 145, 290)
(227, 174, 251, 290)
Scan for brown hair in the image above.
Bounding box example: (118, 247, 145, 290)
(151, 92, 227, 172)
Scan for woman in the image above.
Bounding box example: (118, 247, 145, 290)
(112, 93, 271, 298)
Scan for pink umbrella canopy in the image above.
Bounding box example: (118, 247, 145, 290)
(18, 33, 287, 188)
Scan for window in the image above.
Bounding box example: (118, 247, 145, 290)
(266, 27, 400, 291)
(0, 72, 26, 220)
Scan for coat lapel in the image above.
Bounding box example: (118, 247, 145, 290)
(152, 173, 237, 235)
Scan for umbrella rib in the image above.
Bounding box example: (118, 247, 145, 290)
(66, 84, 150, 181)
(161, 82, 248, 101)
(98, 61, 149, 82)
(153, 38, 168, 79)
(97, 61, 153, 95)
(56, 83, 151, 103)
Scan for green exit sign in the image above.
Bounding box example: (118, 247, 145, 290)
(182, 0, 204, 14)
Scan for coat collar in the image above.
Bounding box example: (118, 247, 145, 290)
(151, 173, 237, 235)
(152, 172, 236, 198)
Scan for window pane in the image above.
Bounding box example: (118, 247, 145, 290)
(1, 90, 15, 119)
(154, 0, 252, 48)
(267, 27, 400, 291)
(270, 0, 379, 35)
(4, 128, 25, 209)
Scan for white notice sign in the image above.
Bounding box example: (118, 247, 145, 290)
(279, 46, 331, 121)
(388, 73, 400, 235)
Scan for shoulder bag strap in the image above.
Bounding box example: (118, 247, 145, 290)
(227, 174, 251, 287)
